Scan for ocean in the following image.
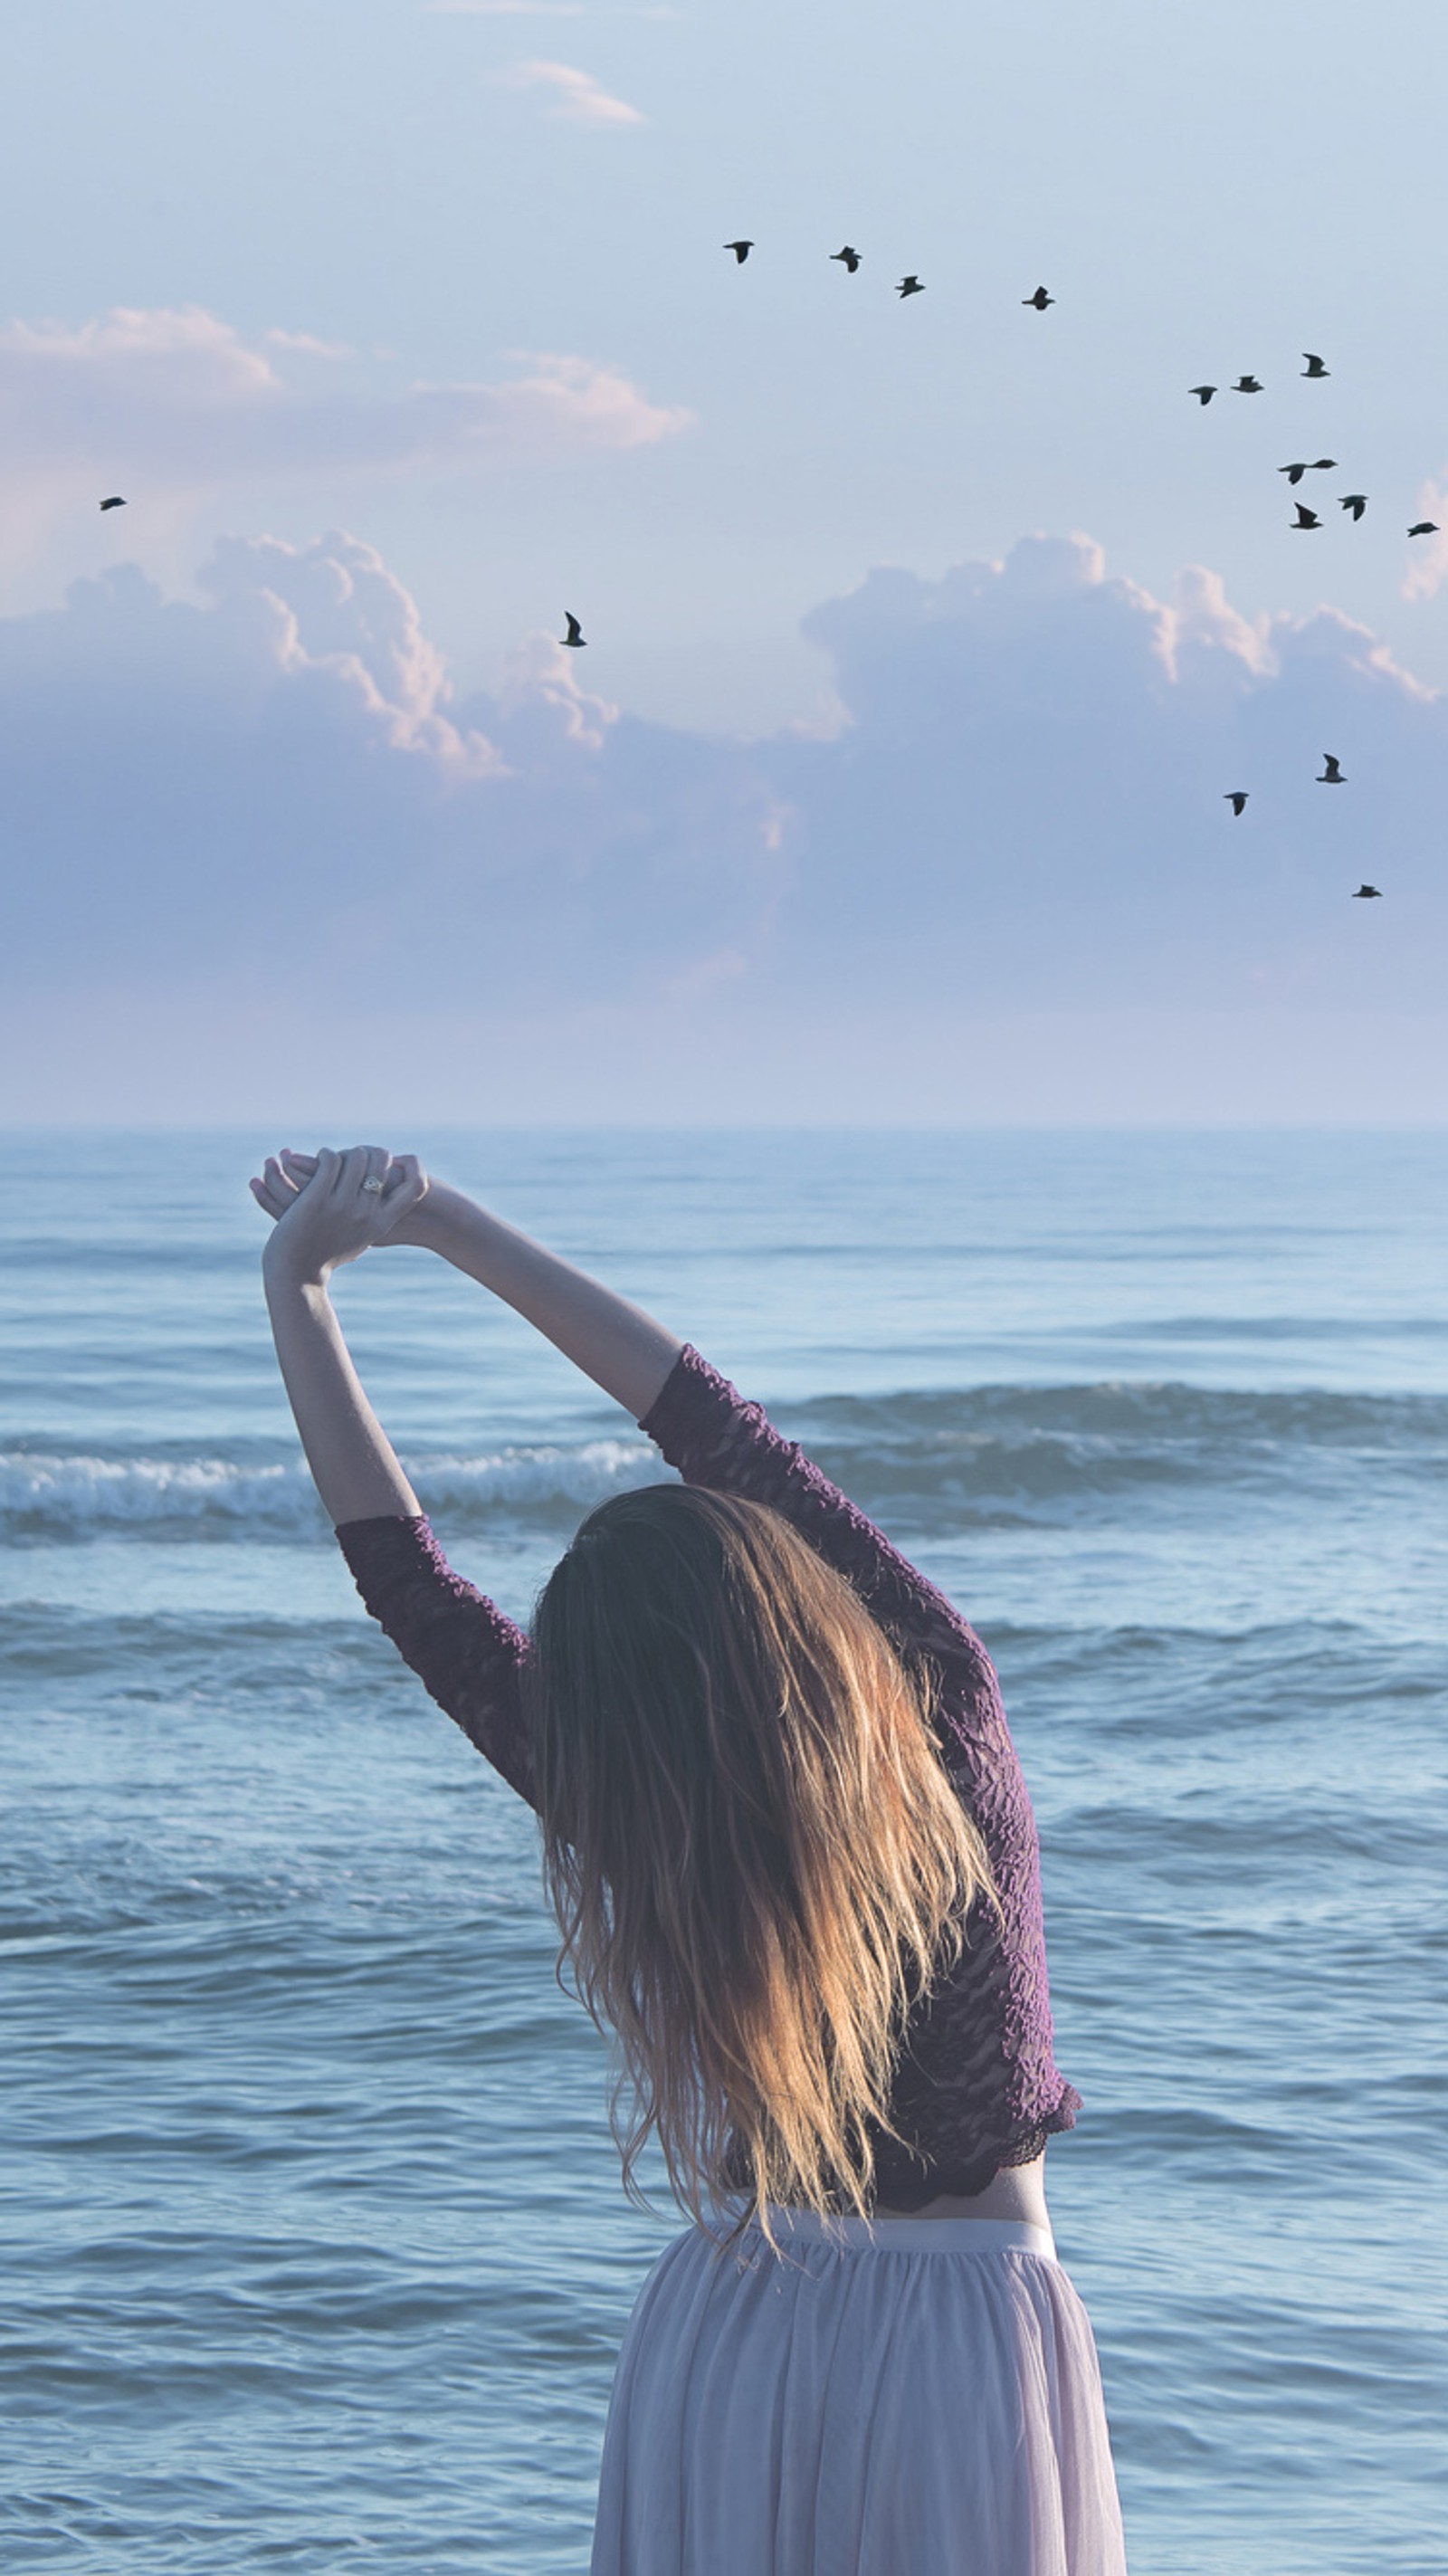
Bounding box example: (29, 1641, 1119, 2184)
(3, 1128, 1445, 2574)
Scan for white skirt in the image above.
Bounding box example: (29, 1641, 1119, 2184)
(591, 2210, 1128, 2575)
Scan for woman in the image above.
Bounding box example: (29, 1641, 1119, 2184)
(251, 1141, 1128, 2575)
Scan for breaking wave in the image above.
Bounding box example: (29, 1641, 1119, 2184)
(0, 1438, 654, 1538)
(7, 1379, 1446, 1541)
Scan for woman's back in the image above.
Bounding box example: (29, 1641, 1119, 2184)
(338, 1341, 1082, 2218)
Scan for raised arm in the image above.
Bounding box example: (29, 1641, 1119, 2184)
(414, 1183, 682, 1418)
(256, 1145, 426, 1525)
(251, 1143, 538, 1804)
(272, 1149, 682, 1422)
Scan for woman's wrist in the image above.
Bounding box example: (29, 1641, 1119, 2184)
(393, 1179, 483, 1258)
(262, 1239, 332, 1299)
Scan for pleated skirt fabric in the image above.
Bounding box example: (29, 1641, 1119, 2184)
(590, 2210, 1128, 2576)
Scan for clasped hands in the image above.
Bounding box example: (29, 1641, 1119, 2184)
(250, 1145, 432, 1286)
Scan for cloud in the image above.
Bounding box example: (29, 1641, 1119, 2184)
(5, 527, 1448, 1124)
(262, 328, 355, 358)
(0, 528, 781, 1015)
(0, 308, 688, 540)
(499, 59, 645, 122)
(772, 533, 1448, 1015)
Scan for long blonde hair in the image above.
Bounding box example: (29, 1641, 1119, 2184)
(527, 1484, 1003, 2246)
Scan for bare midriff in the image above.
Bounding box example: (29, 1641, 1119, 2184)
(874, 2146, 1049, 2227)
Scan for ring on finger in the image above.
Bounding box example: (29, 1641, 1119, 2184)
(361, 1177, 386, 1194)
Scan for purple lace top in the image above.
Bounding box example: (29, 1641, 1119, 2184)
(336, 1343, 1081, 2206)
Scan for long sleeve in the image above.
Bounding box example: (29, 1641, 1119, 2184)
(335, 1513, 538, 1809)
(337, 1360, 1081, 2202)
(639, 1343, 1003, 1766)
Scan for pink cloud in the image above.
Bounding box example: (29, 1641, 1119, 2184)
(0, 308, 690, 531)
(498, 59, 645, 122)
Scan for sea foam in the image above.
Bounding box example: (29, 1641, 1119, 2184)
(0, 1438, 653, 1536)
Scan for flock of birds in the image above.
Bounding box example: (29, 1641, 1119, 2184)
(716, 243, 1420, 903)
(1177, 336, 1409, 899)
(92, 245, 1433, 907)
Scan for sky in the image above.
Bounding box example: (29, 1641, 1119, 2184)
(3, 0, 1447, 1124)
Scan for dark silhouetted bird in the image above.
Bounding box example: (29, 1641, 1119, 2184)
(1310, 458, 1338, 472)
(100, 495, 126, 510)
(897, 274, 924, 298)
(1291, 503, 1321, 530)
(723, 240, 754, 263)
(1353, 884, 1382, 899)
(1407, 520, 1440, 537)
(1224, 792, 1249, 816)
(1188, 385, 1217, 405)
(1340, 494, 1368, 520)
(561, 613, 586, 648)
(1280, 463, 1310, 484)
(1318, 754, 1345, 783)
(1233, 375, 1263, 393)
(1023, 286, 1054, 310)
(1301, 353, 1329, 378)
(830, 246, 861, 272)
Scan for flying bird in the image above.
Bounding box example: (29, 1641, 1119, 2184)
(1233, 375, 1263, 393)
(1188, 385, 1217, 405)
(100, 495, 126, 510)
(1279, 463, 1310, 484)
(1023, 286, 1054, 310)
(1352, 884, 1382, 899)
(1318, 754, 1345, 783)
(897, 274, 925, 297)
(1407, 520, 1440, 537)
(723, 240, 754, 263)
(560, 613, 586, 648)
(1339, 494, 1368, 520)
(1310, 458, 1338, 472)
(1301, 353, 1329, 378)
(830, 245, 861, 272)
(1224, 792, 1249, 816)
(1291, 503, 1321, 529)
